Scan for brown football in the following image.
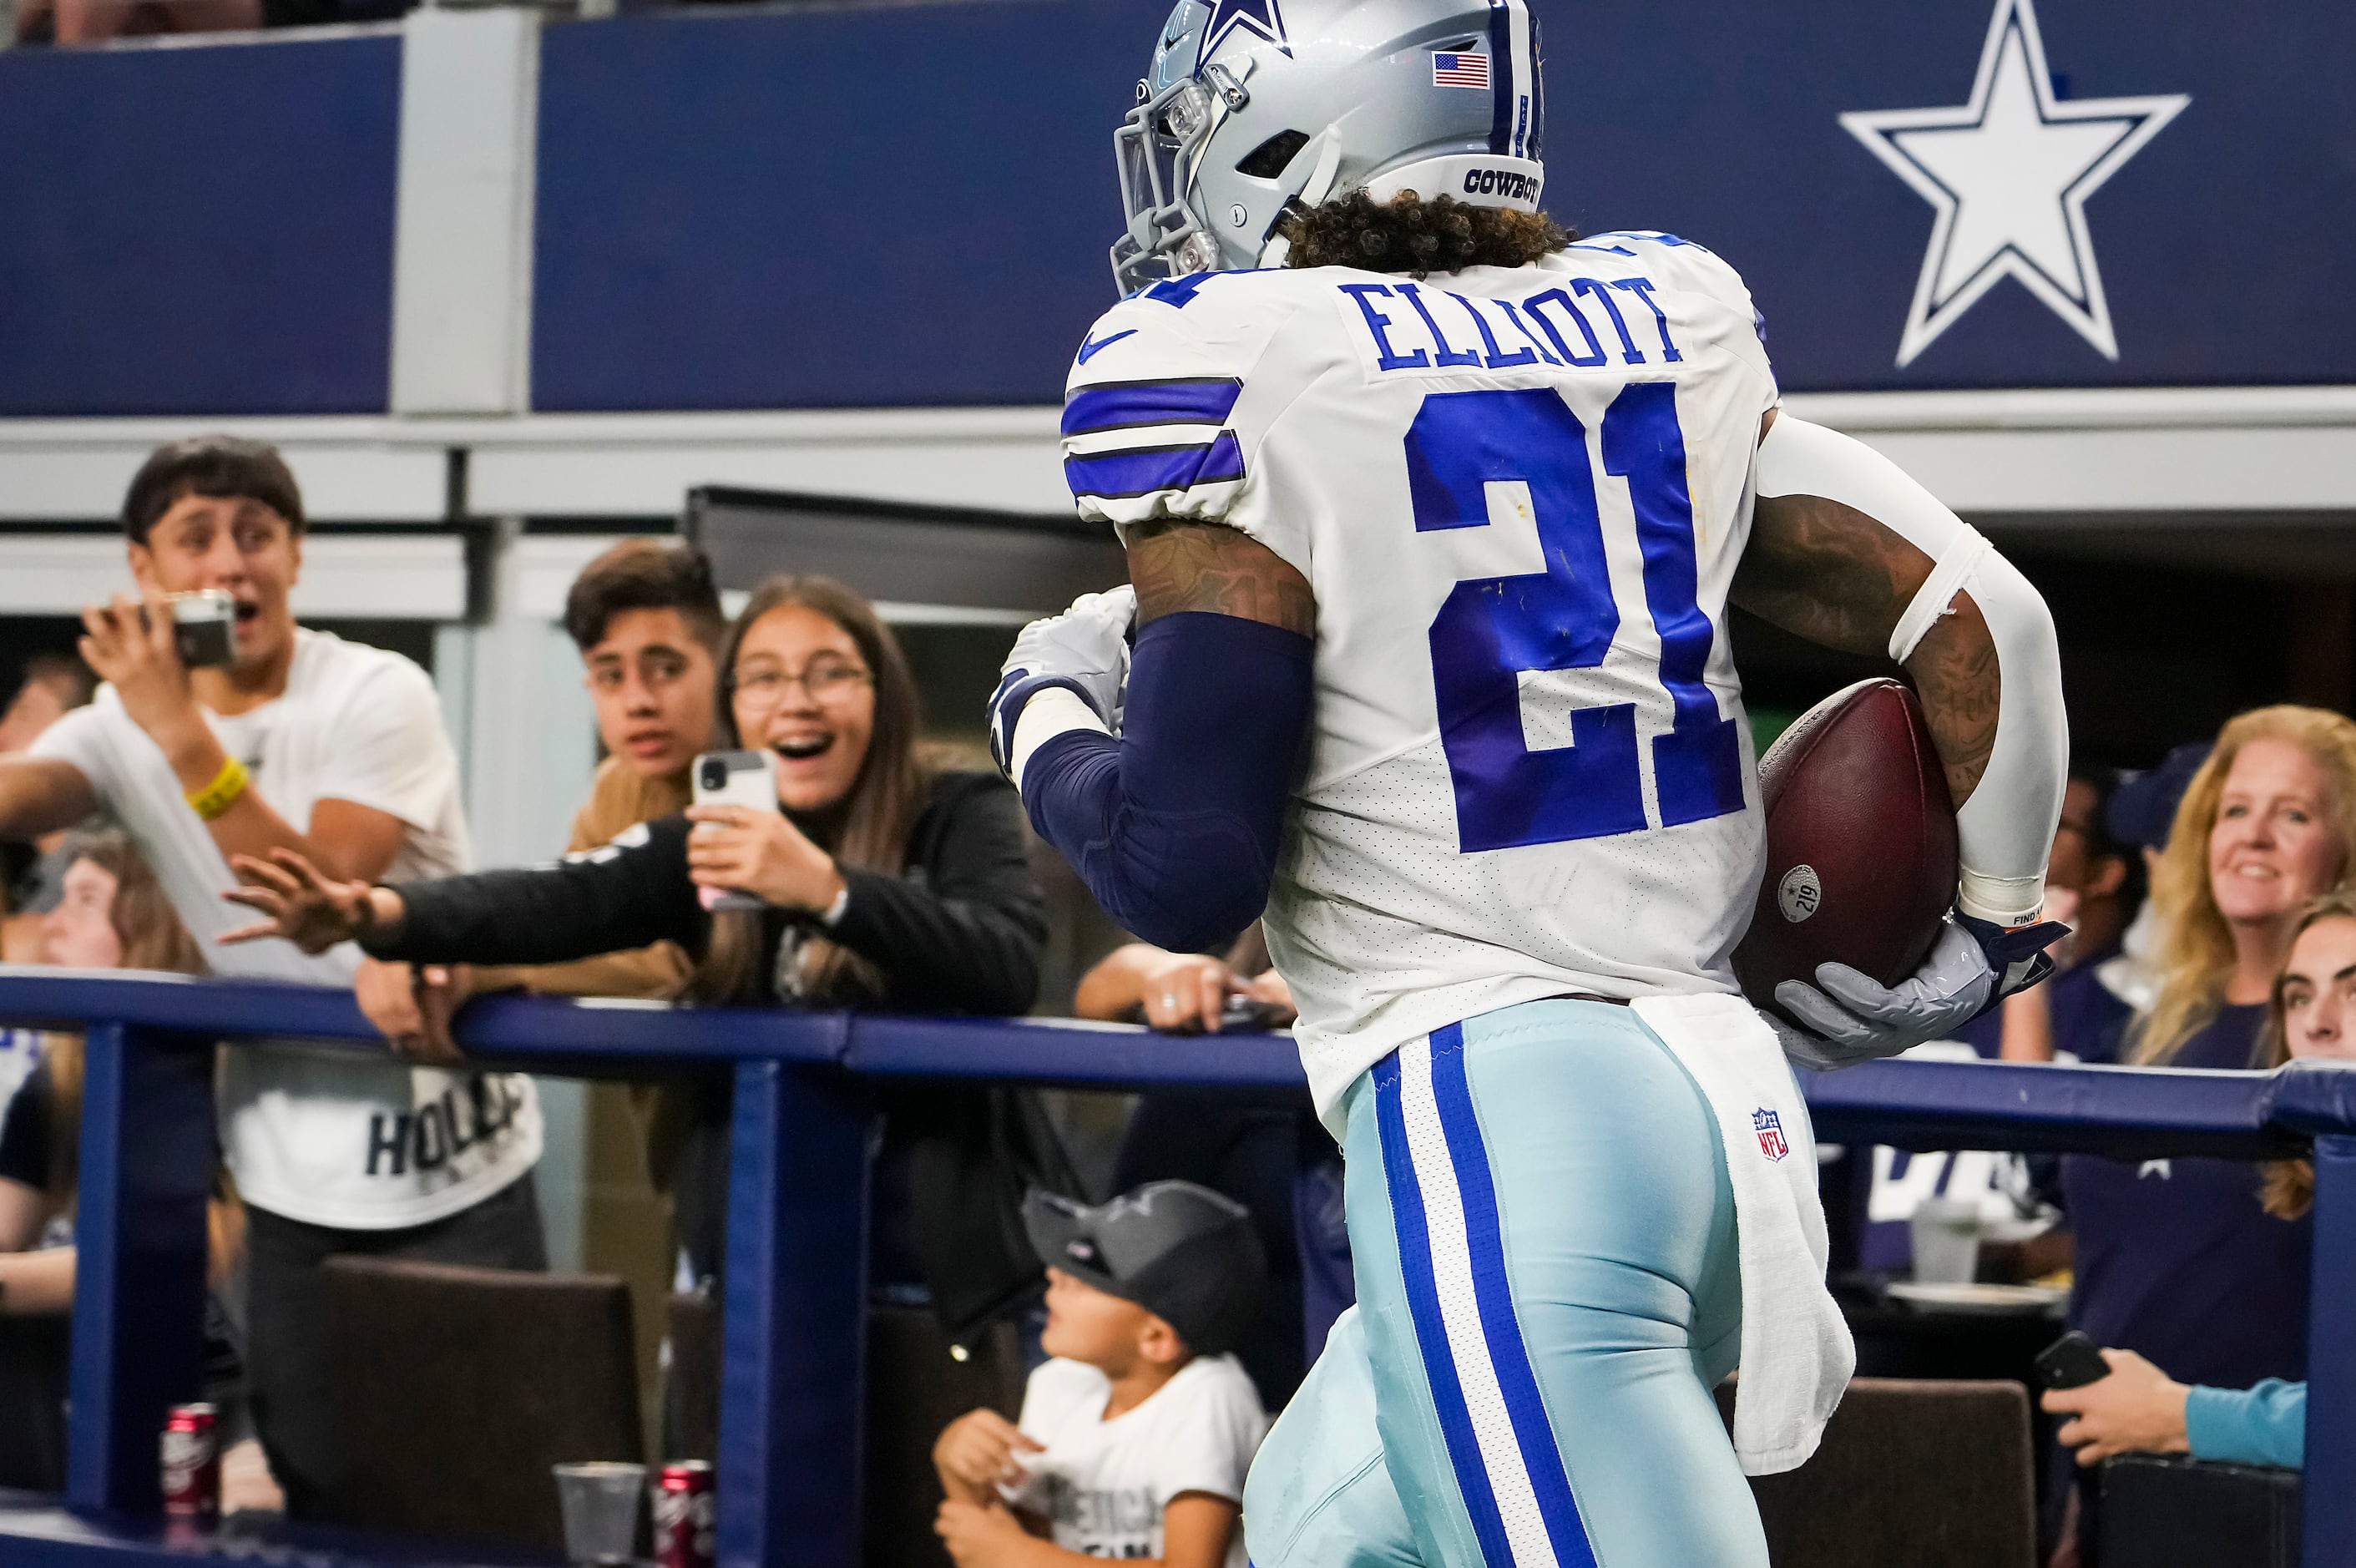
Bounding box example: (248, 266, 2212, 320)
(1733, 677, 1959, 1024)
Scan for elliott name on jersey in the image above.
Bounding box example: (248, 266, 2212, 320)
(1062, 233, 1782, 1120)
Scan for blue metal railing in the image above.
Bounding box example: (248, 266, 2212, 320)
(0, 968, 2346, 1567)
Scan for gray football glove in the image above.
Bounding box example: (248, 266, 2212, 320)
(1772, 916, 1998, 1070)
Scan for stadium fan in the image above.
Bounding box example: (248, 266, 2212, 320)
(215, 571, 1047, 1300)
(0, 651, 97, 965)
(357, 539, 724, 1050)
(2087, 741, 2217, 1019)
(988, 2, 2071, 1561)
(0, 434, 544, 1520)
(1988, 766, 2141, 1064)
(220, 572, 1054, 1553)
(1075, 923, 1322, 1405)
(347, 539, 727, 1272)
(932, 1183, 1268, 1568)
(1076, 924, 1296, 1036)
(2066, 707, 2354, 1375)
(12, 0, 260, 43)
(2040, 889, 2356, 1478)
(0, 654, 94, 756)
(2050, 708, 2356, 1555)
(1834, 766, 2146, 1279)
(0, 827, 281, 1510)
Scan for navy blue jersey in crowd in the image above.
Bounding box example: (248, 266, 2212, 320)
(1949, 945, 2133, 1064)
(2061, 1004, 2309, 1389)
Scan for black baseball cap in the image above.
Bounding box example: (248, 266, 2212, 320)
(1022, 1181, 1266, 1357)
(2107, 742, 2213, 852)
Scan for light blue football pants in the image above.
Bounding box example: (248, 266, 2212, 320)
(1244, 999, 1767, 1568)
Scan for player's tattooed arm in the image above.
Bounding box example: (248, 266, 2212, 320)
(1126, 521, 1317, 635)
(1904, 590, 2001, 809)
(1735, 491, 2002, 807)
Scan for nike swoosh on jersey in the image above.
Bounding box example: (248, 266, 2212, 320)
(1075, 329, 1139, 365)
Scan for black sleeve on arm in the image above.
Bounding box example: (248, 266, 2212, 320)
(1020, 612, 1315, 954)
(0, 1064, 51, 1194)
(830, 775, 1047, 1014)
(367, 816, 708, 967)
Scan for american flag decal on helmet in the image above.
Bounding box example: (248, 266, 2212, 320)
(1432, 51, 1490, 89)
(1753, 1107, 1790, 1162)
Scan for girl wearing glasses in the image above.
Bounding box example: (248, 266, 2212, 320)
(221, 572, 1042, 1019)
(218, 574, 1049, 1265)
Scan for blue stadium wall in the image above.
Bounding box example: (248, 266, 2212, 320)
(0, 0, 2349, 417)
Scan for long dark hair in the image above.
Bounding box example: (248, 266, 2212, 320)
(685, 575, 933, 1004)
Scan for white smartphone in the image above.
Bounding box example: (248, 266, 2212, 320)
(691, 749, 778, 912)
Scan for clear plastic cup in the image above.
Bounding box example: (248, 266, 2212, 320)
(554, 1461, 645, 1565)
(1910, 1196, 1982, 1286)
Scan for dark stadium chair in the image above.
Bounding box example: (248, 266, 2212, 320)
(2099, 1453, 2299, 1568)
(1716, 1377, 2036, 1566)
(0, 1316, 68, 1493)
(662, 1290, 720, 1462)
(865, 1306, 1028, 1568)
(319, 1257, 642, 1550)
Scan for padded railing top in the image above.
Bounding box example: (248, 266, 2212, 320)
(3, 966, 2349, 1160)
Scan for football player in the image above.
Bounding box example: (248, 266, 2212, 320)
(988, 3, 2069, 1563)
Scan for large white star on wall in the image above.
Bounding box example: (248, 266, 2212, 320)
(1840, 0, 2189, 366)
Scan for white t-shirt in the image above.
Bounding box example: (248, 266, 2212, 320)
(1063, 235, 1777, 1121)
(1004, 1353, 1266, 1568)
(32, 628, 542, 1229)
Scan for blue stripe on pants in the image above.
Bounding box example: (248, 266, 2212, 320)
(1376, 1028, 1599, 1568)
(1373, 1044, 1516, 1566)
(1428, 1029, 1598, 1568)
(1256, 999, 1761, 1568)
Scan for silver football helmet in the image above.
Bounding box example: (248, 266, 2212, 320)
(1110, 0, 1547, 296)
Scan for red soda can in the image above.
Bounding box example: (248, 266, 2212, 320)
(652, 1460, 716, 1568)
(160, 1403, 220, 1518)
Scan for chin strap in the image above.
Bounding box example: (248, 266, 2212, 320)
(1256, 129, 1344, 269)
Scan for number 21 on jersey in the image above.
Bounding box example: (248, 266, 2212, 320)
(1408, 383, 1745, 853)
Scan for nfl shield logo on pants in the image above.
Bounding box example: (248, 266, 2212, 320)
(1752, 1107, 1789, 1162)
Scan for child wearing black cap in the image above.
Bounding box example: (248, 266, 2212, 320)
(933, 1181, 1269, 1568)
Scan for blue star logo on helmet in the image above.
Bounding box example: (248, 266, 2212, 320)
(1201, 0, 1288, 63)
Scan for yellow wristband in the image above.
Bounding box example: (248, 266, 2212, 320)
(186, 756, 250, 822)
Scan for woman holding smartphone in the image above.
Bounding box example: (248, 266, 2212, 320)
(218, 574, 1048, 1274)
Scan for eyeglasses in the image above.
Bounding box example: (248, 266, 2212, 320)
(734, 660, 872, 708)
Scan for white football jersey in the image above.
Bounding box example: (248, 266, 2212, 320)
(1062, 233, 1781, 1117)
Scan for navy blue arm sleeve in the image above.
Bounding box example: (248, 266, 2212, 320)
(1019, 610, 1314, 954)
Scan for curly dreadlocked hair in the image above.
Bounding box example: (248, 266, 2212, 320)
(1277, 190, 1574, 277)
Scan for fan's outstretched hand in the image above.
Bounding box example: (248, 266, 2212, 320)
(220, 847, 377, 954)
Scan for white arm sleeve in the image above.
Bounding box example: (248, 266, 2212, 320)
(1756, 415, 2066, 926)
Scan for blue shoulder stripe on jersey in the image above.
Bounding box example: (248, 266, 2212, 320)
(1579, 230, 1711, 255)
(1064, 432, 1245, 502)
(1142, 272, 1221, 309)
(1131, 267, 1271, 308)
(1062, 378, 1244, 439)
